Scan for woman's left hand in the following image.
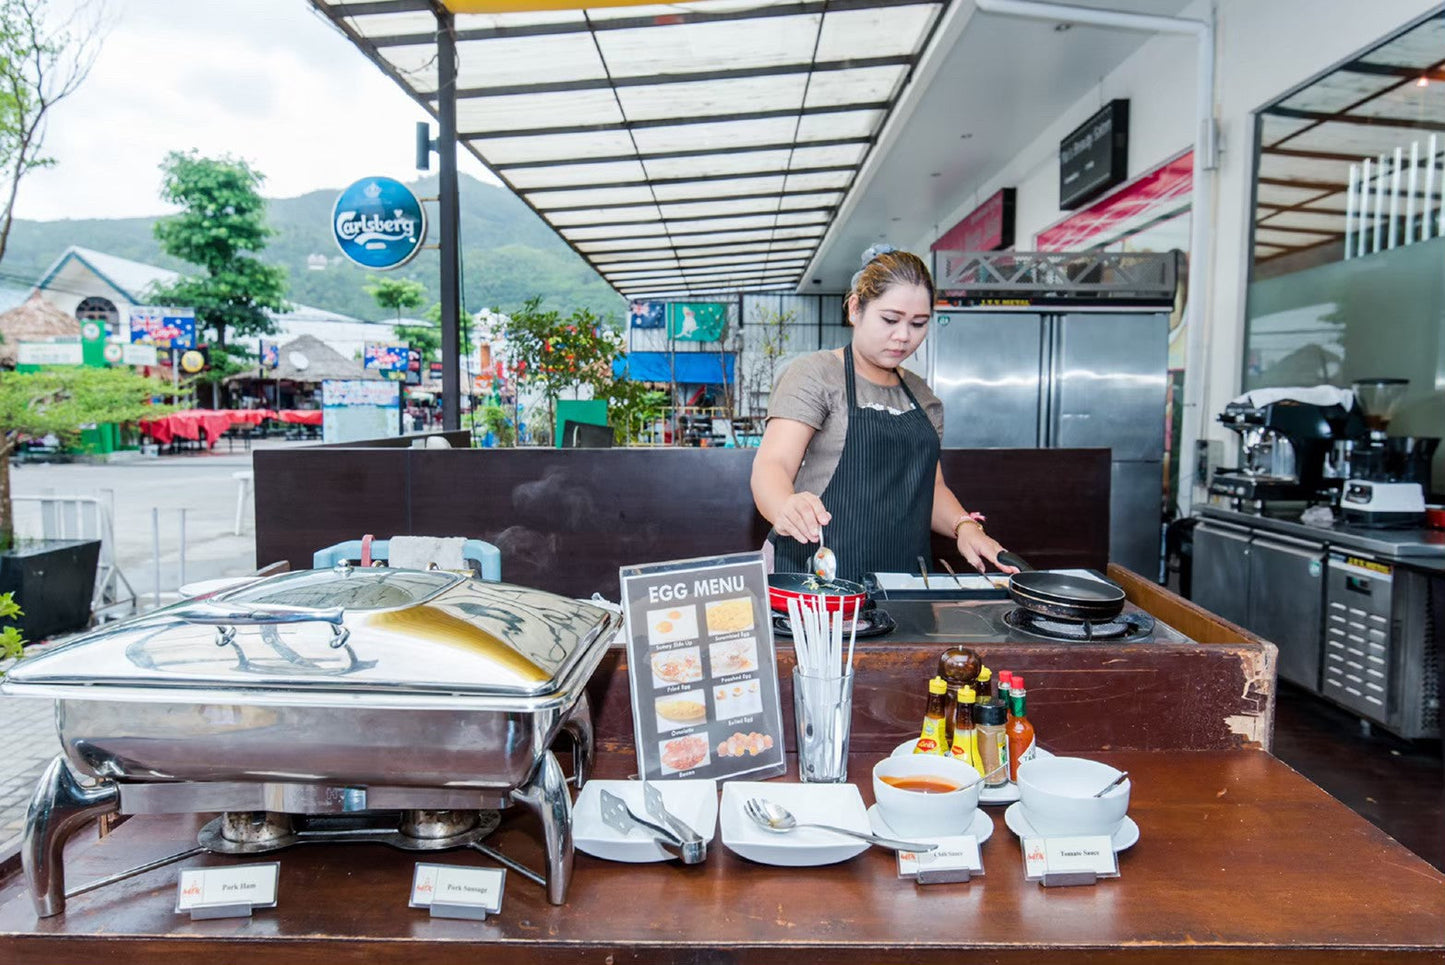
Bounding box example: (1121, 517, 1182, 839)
(956, 524, 1019, 575)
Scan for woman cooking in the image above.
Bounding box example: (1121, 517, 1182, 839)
(751, 244, 1017, 584)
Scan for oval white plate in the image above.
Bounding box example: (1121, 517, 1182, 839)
(720, 781, 870, 867)
(1002, 802, 1139, 852)
(867, 804, 993, 847)
(890, 739, 1054, 804)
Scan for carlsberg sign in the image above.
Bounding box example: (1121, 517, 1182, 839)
(332, 176, 427, 269)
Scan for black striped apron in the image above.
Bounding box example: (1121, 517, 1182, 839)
(770, 346, 940, 583)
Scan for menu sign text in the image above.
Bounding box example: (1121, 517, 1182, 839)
(620, 552, 785, 783)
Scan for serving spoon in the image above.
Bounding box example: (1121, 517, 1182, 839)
(810, 530, 838, 582)
(743, 797, 937, 852)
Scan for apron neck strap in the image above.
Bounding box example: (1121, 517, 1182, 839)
(844, 344, 921, 407)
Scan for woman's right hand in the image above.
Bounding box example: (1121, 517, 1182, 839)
(774, 491, 831, 543)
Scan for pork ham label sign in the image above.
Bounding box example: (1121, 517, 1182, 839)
(332, 177, 427, 270)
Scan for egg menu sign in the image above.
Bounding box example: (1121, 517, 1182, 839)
(620, 552, 785, 783)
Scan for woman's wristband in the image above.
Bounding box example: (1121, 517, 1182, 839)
(951, 512, 986, 538)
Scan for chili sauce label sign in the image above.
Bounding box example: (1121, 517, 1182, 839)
(620, 552, 785, 783)
(332, 177, 426, 270)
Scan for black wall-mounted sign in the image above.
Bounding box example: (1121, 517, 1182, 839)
(1059, 99, 1129, 210)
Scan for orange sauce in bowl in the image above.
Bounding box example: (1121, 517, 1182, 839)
(879, 775, 961, 794)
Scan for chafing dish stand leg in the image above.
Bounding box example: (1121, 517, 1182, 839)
(23, 756, 119, 917)
(509, 750, 573, 905)
(561, 692, 594, 787)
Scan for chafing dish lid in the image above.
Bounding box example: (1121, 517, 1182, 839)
(5, 568, 617, 699)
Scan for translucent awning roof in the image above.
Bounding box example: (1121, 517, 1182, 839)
(310, 0, 946, 297)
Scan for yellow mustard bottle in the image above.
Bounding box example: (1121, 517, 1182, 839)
(949, 685, 979, 770)
(913, 676, 950, 755)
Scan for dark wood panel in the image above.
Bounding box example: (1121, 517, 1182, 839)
(588, 602, 1272, 757)
(256, 447, 1112, 597)
(2, 752, 1441, 964)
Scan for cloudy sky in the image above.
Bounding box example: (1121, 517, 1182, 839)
(16, 0, 499, 222)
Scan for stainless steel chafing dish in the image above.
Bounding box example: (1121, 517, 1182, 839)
(2, 565, 622, 916)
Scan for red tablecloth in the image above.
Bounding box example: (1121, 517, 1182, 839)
(140, 410, 269, 448)
(277, 409, 323, 426)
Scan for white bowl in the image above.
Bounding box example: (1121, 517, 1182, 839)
(1016, 756, 1130, 837)
(871, 754, 983, 837)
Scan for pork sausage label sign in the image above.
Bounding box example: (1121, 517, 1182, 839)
(620, 552, 785, 783)
(332, 176, 426, 269)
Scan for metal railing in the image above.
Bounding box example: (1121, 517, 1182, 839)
(933, 250, 1179, 304)
(11, 493, 136, 621)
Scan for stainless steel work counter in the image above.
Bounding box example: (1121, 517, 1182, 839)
(1194, 504, 1445, 563)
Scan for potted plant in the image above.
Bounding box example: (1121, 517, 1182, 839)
(0, 366, 179, 640)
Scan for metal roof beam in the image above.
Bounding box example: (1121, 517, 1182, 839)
(365, 0, 939, 46)
(580, 232, 824, 256)
(524, 165, 854, 194)
(608, 262, 808, 282)
(542, 189, 839, 214)
(596, 247, 816, 268)
(493, 136, 873, 171)
(1262, 105, 1445, 131)
(465, 101, 889, 140)
(555, 207, 836, 232)
(566, 215, 832, 241)
(444, 55, 913, 100)
(1260, 145, 1377, 163)
(327, 0, 430, 16)
(1340, 59, 1445, 82)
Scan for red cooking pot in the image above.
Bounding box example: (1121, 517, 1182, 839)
(767, 572, 868, 615)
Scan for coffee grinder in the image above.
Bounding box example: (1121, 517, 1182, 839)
(1340, 378, 1439, 526)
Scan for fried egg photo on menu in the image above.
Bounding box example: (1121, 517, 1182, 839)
(654, 689, 707, 733)
(659, 733, 710, 774)
(708, 636, 759, 677)
(650, 646, 703, 687)
(712, 676, 764, 720)
(704, 596, 754, 636)
(646, 605, 699, 646)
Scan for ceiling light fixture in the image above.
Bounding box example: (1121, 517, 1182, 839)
(1417, 75, 1429, 87)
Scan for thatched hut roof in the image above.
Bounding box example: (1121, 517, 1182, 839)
(225, 334, 382, 384)
(0, 293, 80, 367)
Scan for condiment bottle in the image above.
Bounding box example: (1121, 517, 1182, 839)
(974, 665, 994, 700)
(1007, 674, 1038, 781)
(913, 676, 950, 755)
(997, 671, 1013, 721)
(974, 699, 1009, 787)
(949, 685, 980, 771)
(937, 647, 980, 744)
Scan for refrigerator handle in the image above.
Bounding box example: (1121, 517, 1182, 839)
(1038, 314, 1057, 447)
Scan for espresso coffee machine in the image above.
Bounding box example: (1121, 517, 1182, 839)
(1339, 378, 1439, 526)
(1210, 397, 1358, 507)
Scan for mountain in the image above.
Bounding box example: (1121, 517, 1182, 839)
(0, 173, 626, 321)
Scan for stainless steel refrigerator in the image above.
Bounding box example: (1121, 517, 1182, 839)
(924, 308, 1170, 578)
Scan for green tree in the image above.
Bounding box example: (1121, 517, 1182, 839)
(0, 367, 179, 544)
(0, 0, 103, 267)
(366, 275, 438, 362)
(149, 151, 289, 397)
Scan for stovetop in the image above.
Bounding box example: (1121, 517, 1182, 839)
(884, 599, 1197, 645)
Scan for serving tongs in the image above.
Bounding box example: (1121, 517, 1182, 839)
(599, 783, 707, 864)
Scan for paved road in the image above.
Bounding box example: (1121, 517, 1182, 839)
(0, 443, 298, 849)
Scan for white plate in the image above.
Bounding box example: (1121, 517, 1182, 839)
(1002, 802, 1139, 852)
(573, 779, 718, 863)
(890, 740, 1054, 804)
(867, 804, 993, 847)
(720, 782, 870, 867)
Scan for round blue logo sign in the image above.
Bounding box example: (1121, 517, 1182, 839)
(332, 176, 427, 270)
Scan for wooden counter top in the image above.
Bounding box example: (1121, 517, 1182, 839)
(3, 749, 1441, 964)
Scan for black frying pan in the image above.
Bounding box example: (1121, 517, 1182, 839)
(996, 552, 1126, 622)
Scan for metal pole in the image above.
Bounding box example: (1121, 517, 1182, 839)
(152, 507, 161, 608)
(1358, 157, 1372, 258)
(1405, 140, 1419, 245)
(436, 9, 462, 432)
(178, 508, 187, 589)
(1387, 146, 1402, 249)
(1344, 163, 1357, 260)
(1424, 134, 1439, 241)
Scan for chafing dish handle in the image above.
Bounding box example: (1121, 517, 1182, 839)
(171, 602, 346, 627)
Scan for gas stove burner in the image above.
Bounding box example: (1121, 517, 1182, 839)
(198, 808, 503, 855)
(1002, 607, 1155, 642)
(771, 608, 895, 639)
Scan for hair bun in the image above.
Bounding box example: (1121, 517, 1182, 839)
(860, 242, 896, 267)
